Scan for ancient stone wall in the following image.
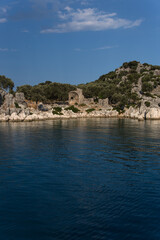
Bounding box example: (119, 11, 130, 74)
(69, 88, 84, 105)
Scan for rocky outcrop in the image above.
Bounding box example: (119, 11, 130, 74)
(0, 91, 28, 117)
(3, 94, 15, 108)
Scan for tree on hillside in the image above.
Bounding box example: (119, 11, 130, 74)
(0, 75, 14, 92)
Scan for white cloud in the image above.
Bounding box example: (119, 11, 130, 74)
(0, 48, 18, 52)
(41, 7, 142, 33)
(74, 45, 117, 52)
(0, 48, 8, 52)
(94, 45, 118, 51)
(22, 30, 29, 33)
(0, 7, 7, 13)
(0, 18, 7, 23)
(74, 48, 81, 51)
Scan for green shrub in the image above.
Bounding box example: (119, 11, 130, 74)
(142, 82, 153, 92)
(86, 108, 95, 113)
(118, 71, 128, 78)
(110, 93, 123, 104)
(53, 107, 62, 113)
(52, 110, 63, 115)
(145, 101, 150, 107)
(142, 75, 152, 82)
(143, 63, 149, 67)
(122, 61, 139, 70)
(144, 92, 154, 98)
(140, 69, 147, 74)
(79, 103, 86, 107)
(151, 65, 160, 70)
(106, 71, 117, 79)
(52, 107, 63, 115)
(14, 102, 20, 108)
(65, 105, 80, 113)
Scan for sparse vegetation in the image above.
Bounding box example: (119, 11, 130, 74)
(65, 105, 80, 113)
(79, 103, 86, 107)
(142, 82, 154, 93)
(52, 107, 63, 115)
(86, 108, 95, 113)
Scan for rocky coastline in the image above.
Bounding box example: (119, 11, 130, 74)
(1, 89, 160, 122)
(1, 61, 160, 122)
(1, 101, 160, 122)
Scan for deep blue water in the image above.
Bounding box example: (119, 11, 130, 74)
(0, 118, 160, 240)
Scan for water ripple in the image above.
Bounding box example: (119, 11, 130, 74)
(0, 119, 160, 240)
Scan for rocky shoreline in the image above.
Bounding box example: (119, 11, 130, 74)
(1, 105, 160, 122)
(1, 88, 160, 122)
(1, 60, 160, 122)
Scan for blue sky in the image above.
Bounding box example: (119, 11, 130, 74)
(0, 0, 160, 87)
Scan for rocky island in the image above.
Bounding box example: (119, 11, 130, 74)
(1, 61, 160, 122)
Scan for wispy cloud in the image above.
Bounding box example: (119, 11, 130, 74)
(0, 18, 7, 23)
(0, 5, 8, 23)
(94, 45, 118, 51)
(74, 48, 81, 51)
(41, 7, 143, 33)
(0, 48, 8, 52)
(22, 29, 29, 33)
(74, 45, 118, 52)
(0, 48, 18, 52)
(0, 7, 7, 13)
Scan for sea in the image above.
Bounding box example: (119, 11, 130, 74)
(0, 118, 160, 240)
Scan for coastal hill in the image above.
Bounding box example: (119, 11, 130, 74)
(17, 61, 160, 111)
(78, 61, 160, 111)
(1, 60, 160, 121)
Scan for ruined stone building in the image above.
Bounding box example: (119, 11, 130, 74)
(68, 88, 109, 108)
(68, 88, 84, 105)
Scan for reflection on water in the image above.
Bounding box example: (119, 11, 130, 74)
(0, 118, 160, 240)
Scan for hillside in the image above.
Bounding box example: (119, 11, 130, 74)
(16, 61, 160, 112)
(78, 61, 160, 112)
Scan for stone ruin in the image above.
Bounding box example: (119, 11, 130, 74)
(68, 88, 109, 108)
(69, 88, 85, 105)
